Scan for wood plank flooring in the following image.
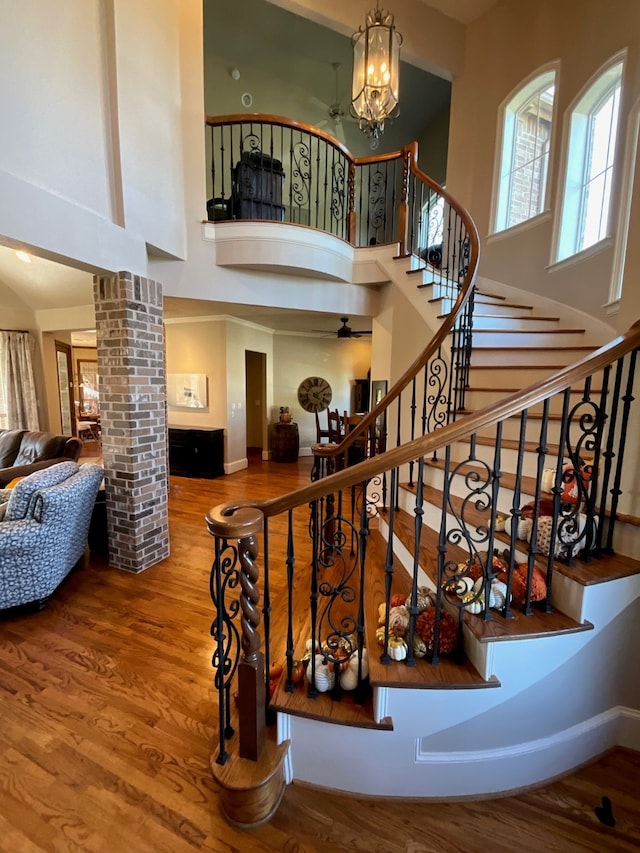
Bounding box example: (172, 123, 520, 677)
(1, 455, 639, 851)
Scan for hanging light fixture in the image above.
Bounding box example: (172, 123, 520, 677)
(350, 2, 402, 141)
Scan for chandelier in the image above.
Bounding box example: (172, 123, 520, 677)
(350, 3, 402, 141)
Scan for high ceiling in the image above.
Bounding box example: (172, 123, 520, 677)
(0, 0, 499, 335)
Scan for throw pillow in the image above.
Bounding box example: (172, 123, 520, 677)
(5, 461, 79, 522)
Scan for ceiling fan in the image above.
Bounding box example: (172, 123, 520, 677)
(311, 62, 356, 145)
(315, 317, 373, 339)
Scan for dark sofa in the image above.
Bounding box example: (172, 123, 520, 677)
(0, 429, 83, 487)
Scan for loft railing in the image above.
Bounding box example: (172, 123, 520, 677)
(206, 113, 405, 248)
(207, 319, 640, 771)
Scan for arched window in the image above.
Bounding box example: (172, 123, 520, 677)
(556, 58, 624, 262)
(493, 68, 557, 233)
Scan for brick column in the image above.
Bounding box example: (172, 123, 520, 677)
(93, 271, 169, 572)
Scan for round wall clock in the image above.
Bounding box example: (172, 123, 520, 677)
(297, 376, 332, 413)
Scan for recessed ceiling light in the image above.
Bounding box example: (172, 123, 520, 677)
(15, 250, 31, 263)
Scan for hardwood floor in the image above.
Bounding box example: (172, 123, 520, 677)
(1, 456, 639, 851)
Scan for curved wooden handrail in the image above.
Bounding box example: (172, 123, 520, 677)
(205, 113, 406, 167)
(315, 141, 481, 461)
(208, 320, 640, 526)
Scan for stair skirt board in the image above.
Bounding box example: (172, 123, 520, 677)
(277, 705, 640, 798)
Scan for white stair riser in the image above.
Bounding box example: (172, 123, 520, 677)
(467, 366, 567, 384)
(450, 441, 546, 479)
(471, 316, 560, 332)
(471, 330, 585, 348)
(438, 299, 533, 317)
(463, 390, 604, 417)
(469, 348, 591, 367)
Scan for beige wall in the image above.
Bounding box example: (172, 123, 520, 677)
(447, 0, 640, 329)
(273, 334, 371, 452)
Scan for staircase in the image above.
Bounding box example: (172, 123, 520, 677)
(204, 116, 640, 825)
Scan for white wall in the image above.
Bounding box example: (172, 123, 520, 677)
(0, 0, 188, 277)
(446, 0, 640, 330)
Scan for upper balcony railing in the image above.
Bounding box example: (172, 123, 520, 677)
(206, 113, 411, 249)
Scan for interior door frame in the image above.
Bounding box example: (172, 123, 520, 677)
(55, 340, 75, 436)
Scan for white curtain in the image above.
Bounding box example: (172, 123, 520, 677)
(0, 331, 40, 430)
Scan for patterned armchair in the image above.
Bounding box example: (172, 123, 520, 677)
(0, 461, 104, 610)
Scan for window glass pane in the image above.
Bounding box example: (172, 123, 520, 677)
(494, 73, 555, 232)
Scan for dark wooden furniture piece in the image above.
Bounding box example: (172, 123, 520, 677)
(168, 426, 224, 479)
(271, 423, 299, 462)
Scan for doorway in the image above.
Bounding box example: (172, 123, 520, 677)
(55, 340, 75, 436)
(245, 350, 266, 463)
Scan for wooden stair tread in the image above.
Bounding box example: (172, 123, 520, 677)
(269, 674, 392, 730)
(381, 506, 592, 643)
(364, 530, 499, 689)
(464, 386, 602, 395)
(401, 481, 640, 588)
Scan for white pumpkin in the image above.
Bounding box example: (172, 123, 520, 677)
(339, 666, 358, 691)
(306, 654, 335, 692)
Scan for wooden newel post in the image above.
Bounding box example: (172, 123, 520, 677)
(398, 144, 414, 257)
(237, 530, 265, 761)
(206, 503, 265, 763)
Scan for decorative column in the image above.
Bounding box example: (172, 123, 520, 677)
(93, 271, 169, 572)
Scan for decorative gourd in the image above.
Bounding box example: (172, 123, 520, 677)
(388, 605, 410, 638)
(387, 636, 408, 660)
(511, 564, 547, 603)
(306, 654, 335, 692)
(453, 576, 474, 596)
(390, 593, 406, 608)
(405, 587, 436, 613)
(413, 637, 427, 658)
(339, 665, 358, 691)
(376, 626, 388, 646)
(462, 590, 484, 614)
(289, 660, 305, 684)
(377, 602, 387, 625)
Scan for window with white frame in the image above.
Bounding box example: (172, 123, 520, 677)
(494, 69, 556, 233)
(556, 59, 624, 262)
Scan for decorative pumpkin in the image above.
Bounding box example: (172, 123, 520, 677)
(387, 636, 408, 661)
(453, 576, 474, 596)
(462, 590, 484, 614)
(350, 647, 369, 680)
(511, 564, 547, 604)
(561, 461, 591, 505)
(388, 605, 410, 638)
(415, 609, 458, 655)
(405, 587, 436, 613)
(289, 659, 305, 684)
(269, 661, 284, 679)
(306, 654, 335, 692)
(376, 626, 388, 646)
(390, 593, 406, 608)
(377, 602, 387, 625)
(339, 665, 359, 691)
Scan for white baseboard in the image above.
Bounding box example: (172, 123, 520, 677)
(224, 457, 248, 474)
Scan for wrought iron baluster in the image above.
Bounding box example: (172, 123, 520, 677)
(405, 456, 425, 667)
(605, 349, 637, 552)
(598, 360, 623, 553)
(380, 467, 397, 664)
(285, 512, 296, 692)
(525, 399, 550, 615)
(408, 377, 417, 486)
(308, 499, 319, 698)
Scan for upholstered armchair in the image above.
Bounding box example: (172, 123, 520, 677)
(0, 461, 104, 610)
